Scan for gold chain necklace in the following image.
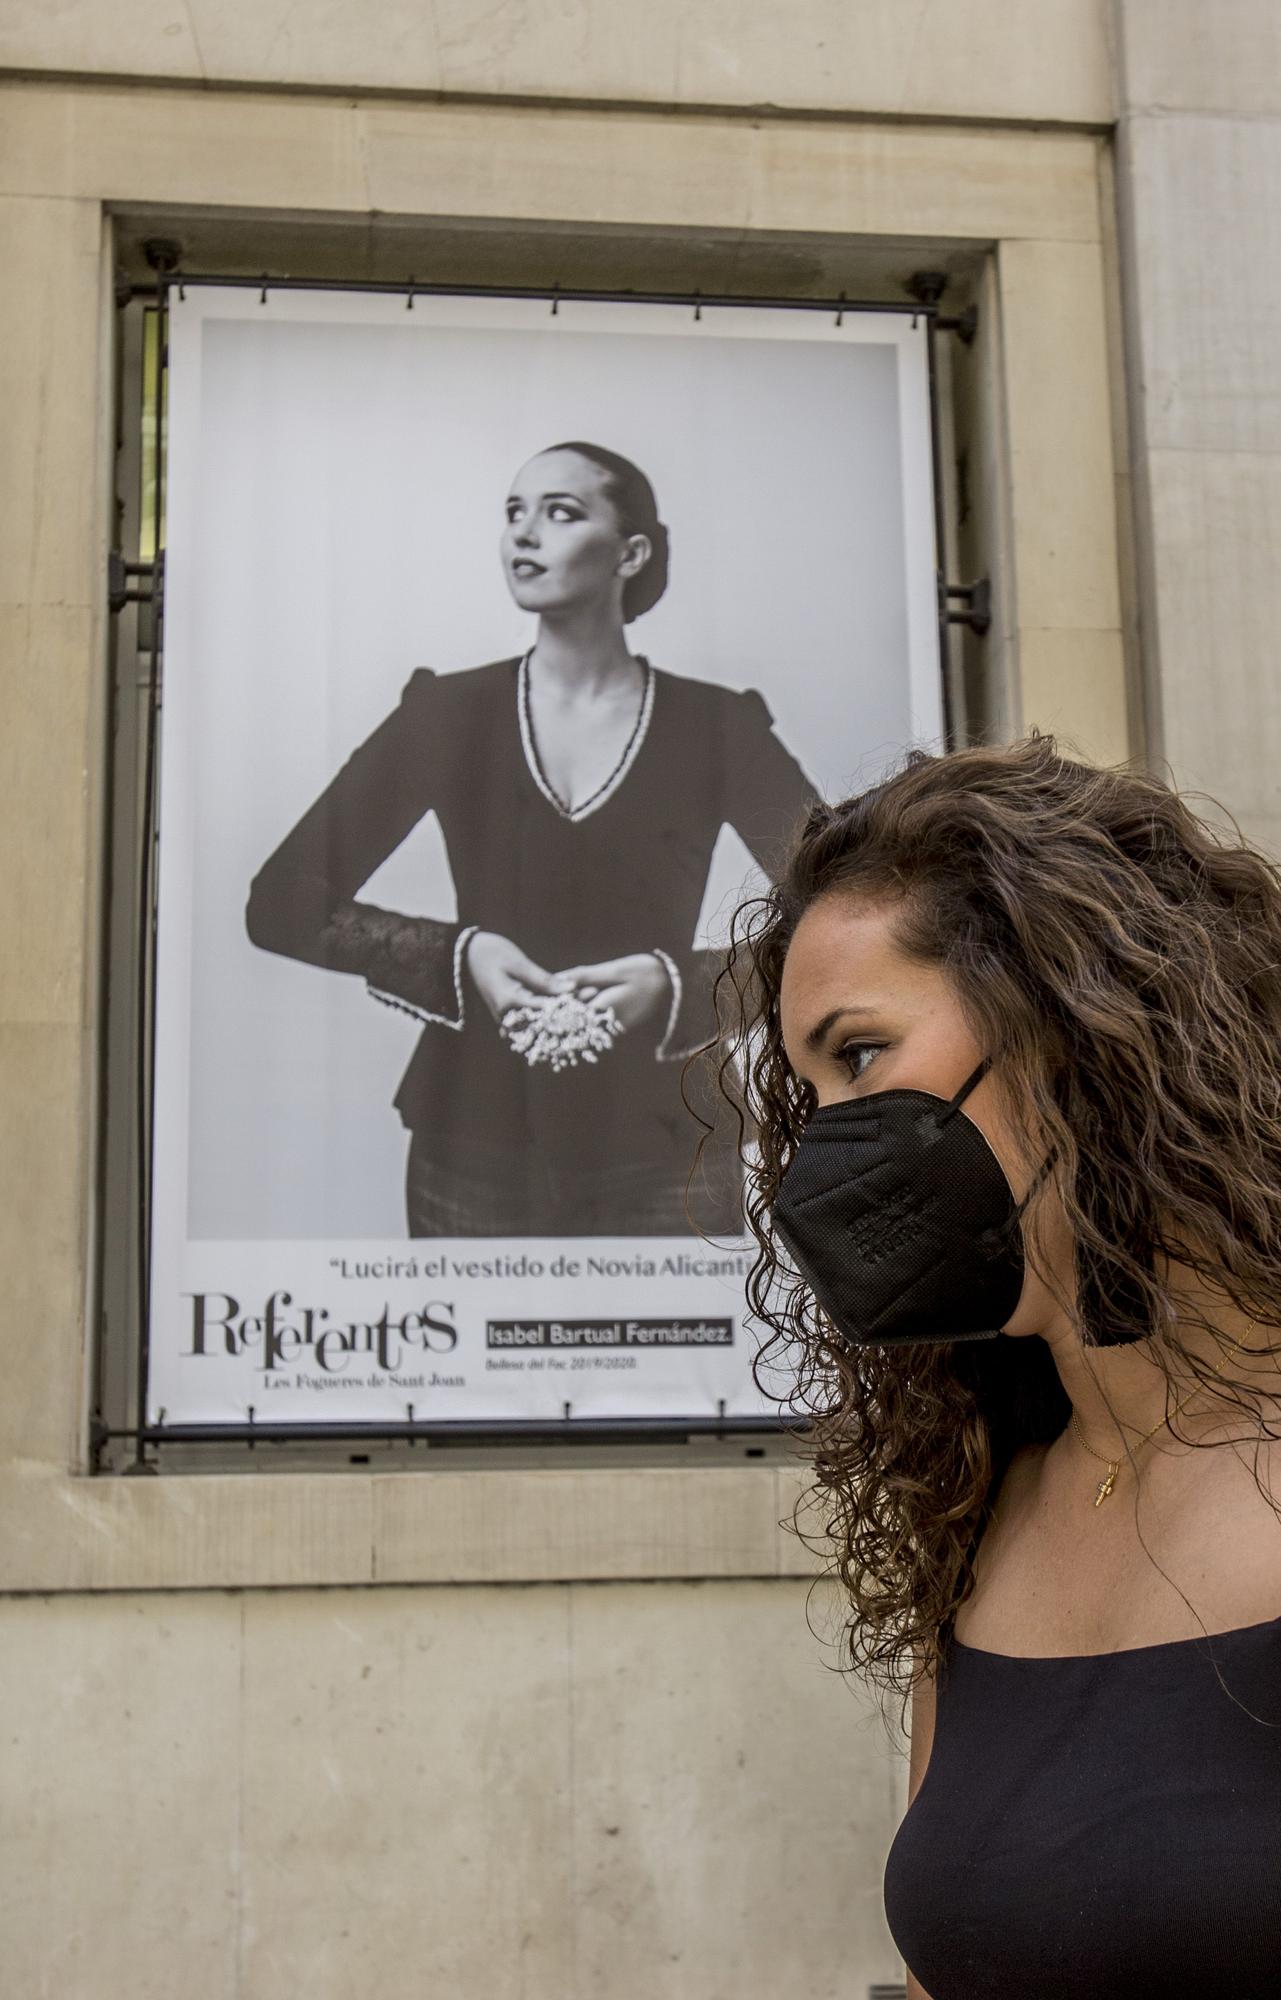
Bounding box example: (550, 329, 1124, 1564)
(1070, 1359, 1228, 1508)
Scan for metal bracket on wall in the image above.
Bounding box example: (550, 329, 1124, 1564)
(907, 269, 977, 344)
(938, 301, 978, 343)
(108, 551, 163, 614)
(941, 575, 992, 636)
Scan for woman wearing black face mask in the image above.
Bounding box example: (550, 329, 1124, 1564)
(716, 731, 1281, 2000)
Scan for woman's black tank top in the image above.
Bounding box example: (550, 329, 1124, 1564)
(883, 1611, 1281, 1998)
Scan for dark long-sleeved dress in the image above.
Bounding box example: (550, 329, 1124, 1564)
(246, 655, 818, 1235)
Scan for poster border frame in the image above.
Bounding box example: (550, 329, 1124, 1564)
(119, 270, 954, 1457)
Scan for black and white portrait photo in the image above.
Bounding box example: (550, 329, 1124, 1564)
(244, 437, 819, 1242)
(147, 287, 942, 1425)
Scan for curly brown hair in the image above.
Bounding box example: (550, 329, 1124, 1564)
(712, 729, 1281, 1726)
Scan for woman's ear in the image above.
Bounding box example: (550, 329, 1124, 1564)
(618, 531, 651, 579)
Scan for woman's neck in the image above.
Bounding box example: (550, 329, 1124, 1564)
(531, 611, 637, 698)
(1043, 1269, 1279, 1448)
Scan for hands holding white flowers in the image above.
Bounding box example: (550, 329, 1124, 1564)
(464, 932, 671, 1070)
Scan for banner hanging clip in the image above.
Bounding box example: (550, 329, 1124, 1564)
(941, 575, 992, 636)
(107, 551, 163, 616)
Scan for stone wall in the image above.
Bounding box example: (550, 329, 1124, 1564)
(9, 3, 1253, 1995)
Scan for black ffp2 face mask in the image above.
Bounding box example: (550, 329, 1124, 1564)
(771, 1056, 1055, 1348)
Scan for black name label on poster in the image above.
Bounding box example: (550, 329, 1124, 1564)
(487, 1317, 733, 1349)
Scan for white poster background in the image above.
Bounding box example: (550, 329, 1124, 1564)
(149, 286, 942, 1427)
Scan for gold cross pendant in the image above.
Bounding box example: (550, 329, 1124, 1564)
(1094, 1467, 1118, 1507)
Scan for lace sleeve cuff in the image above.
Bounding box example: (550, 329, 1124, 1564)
(368, 923, 480, 1031)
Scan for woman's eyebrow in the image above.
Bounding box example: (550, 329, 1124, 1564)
(804, 1004, 881, 1052)
(507, 490, 584, 507)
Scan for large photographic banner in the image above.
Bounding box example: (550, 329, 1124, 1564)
(148, 286, 942, 1427)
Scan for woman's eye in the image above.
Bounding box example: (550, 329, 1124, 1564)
(837, 1041, 882, 1081)
(548, 504, 579, 521)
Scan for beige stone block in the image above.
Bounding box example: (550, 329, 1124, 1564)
(0, 1577, 908, 2000)
(1, 81, 1103, 244)
(363, 102, 738, 235)
(1, 1462, 816, 1593)
(0, 1466, 378, 1590)
(1119, 113, 1281, 454)
(373, 1463, 802, 1584)
(617, 0, 1114, 126)
(1017, 627, 1132, 767)
(62, 85, 365, 212)
(0, 1024, 89, 1470)
(1144, 445, 1281, 853)
(0, 195, 104, 611)
(1, 0, 1111, 124)
(982, 633, 1025, 744)
(0, 2, 203, 82)
(1117, 0, 1281, 117)
(0, 606, 99, 1025)
(1094, 140, 1146, 765)
(0, 1592, 241, 2000)
(999, 237, 1123, 634)
(238, 1583, 574, 2000)
(570, 1577, 905, 1996)
(0, 87, 76, 197)
(745, 122, 1103, 244)
(361, 100, 1104, 244)
(865, 0, 1111, 125)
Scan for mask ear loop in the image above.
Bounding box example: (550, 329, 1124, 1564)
(934, 1054, 993, 1125)
(934, 1057, 1061, 1213)
(1015, 1146, 1060, 1218)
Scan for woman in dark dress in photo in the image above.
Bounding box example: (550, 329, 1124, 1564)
(246, 441, 818, 1237)
(727, 734, 1281, 1999)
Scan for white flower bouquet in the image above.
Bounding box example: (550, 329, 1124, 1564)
(499, 992, 624, 1072)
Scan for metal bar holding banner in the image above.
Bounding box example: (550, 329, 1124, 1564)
(96, 1413, 788, 1450)
(124, 268, 963, 324)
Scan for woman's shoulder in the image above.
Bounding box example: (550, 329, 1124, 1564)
(651, 665, 777, 730)
(399, 657, 519, 709)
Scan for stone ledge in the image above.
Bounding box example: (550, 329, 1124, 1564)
(0, 1459, 825, 1592)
